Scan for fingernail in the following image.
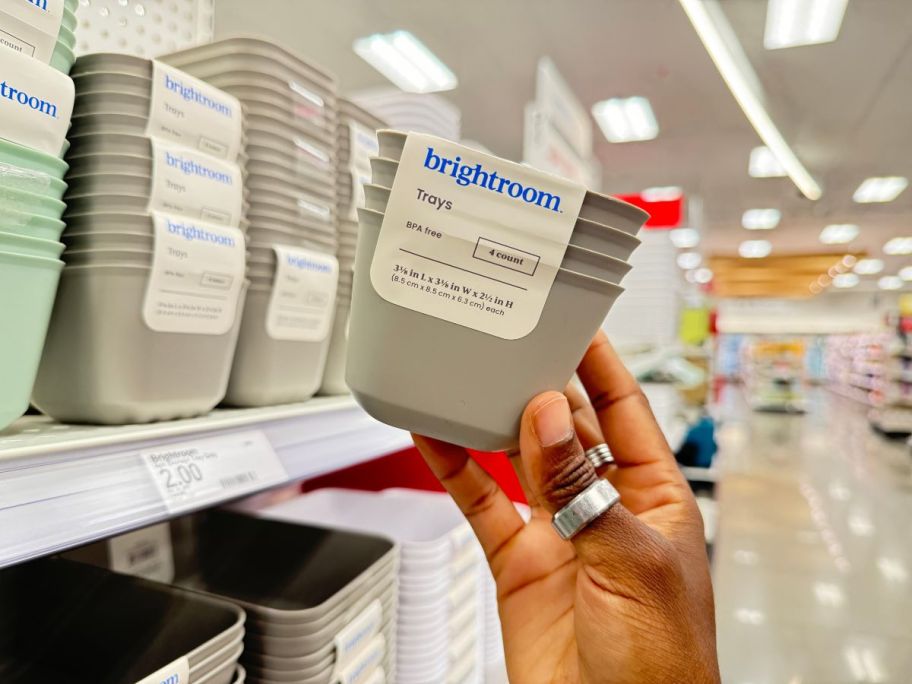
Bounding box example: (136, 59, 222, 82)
(533, 395, 573, 447)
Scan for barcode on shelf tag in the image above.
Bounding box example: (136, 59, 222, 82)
(134, 656, 190, 684)
(140, 430, 287, 514)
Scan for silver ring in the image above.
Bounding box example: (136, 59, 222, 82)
(551, 479, 621, 540)
(585, 443, 614, 469)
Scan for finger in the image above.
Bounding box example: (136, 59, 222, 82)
(413, 435, 526, 568)
(566, 382, 616, 476)
(506, 449, 540, 510)
(577, 331, 681, 480)
(564, 382, 603, 450)
(518, 392, 679, 591)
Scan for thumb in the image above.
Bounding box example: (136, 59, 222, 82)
(520, 392, 681, 596)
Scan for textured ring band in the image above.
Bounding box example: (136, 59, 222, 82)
(585, 443, 615, 469)
(551, 479, 621, 540)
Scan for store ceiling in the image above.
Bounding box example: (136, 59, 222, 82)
(215, 0, 912, 269)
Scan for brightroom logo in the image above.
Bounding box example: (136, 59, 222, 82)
(164, 152, 234, 185)
(164, 73, 233, 117)
(423, 147, 561, 212)
(167, 218, 236, 247)
(286, 254, 333, 273)
(0, 81, 57, 118)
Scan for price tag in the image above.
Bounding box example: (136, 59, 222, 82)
(141, 431, 288, 514)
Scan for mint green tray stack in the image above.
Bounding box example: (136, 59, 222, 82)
(53, 0, 79, 74)
(0, 0, 78, 431)
(0, 140, 70, 431)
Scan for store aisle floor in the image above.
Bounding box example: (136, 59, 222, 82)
(712, 386, 912, 684)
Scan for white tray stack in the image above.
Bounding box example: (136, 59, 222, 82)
(350, 87, 461, 140)
(163, 37, 341, 408)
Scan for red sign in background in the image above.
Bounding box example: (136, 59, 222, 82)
(616, 194, 684, 229)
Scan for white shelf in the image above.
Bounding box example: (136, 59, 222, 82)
(0, 397, 411, 568)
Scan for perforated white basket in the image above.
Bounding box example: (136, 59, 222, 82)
(74, 0, 214, 58)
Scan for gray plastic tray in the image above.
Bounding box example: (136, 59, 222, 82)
(68, 112, 151, 138)
(346, 207, 625, 451)
(223, 286, 334, 407)
(319, 301, 350, 396)
(376, 129, 649, 235)
(63, 248, 153, 267)
(71, 70, 153, 97)
(32, 267, 246, 424)
(71, 53, 153, 79)
(246, 619, 395, 671)
(361, 182, 639, 268)
(162, 36, 337, 94)
(67, 153, 154, 178)
(193, 640, 244, 683)
(0, 558, 244, 684)
(246, 173, 334, 203)
(72, 91, 152, 118)
(64, 193, 151, 216)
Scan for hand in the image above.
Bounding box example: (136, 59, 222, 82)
(412, 331, 720, 684)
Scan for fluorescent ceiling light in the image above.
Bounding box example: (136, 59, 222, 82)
(855, 258, 884, 275)
(819, 223, 859, 244)
(677, 251, 702, 269)
(833, 273, 859, 288)
(900, 267, 912, 281)
(877, 557, 908, 583)
(678, 0, 822, 200)
(749, 145, 787, 177)
(853, 176, 908, 203)
(670, 227, 700, 249)
(641, 185, 683, 201)
(353, 30, 457, 93)
(742, 208, 781, 230)
(591, 97, 659, 143)
(879, 276, 903, 290)
(813, 582, 845, 607)
(765, 0, 848, 50)
(739, 239, 772, 258)
(694, 267, 714, 284)
(884, 237, 912, 255)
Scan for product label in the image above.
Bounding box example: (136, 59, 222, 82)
(134, 657, 190, 684)
(149, 139, 243, 225)
(143, 213, 246, 335)
(345, 121, 378, 220)
(108, 523, 175, 583)
(266, 246, 339, 341)
(141, 430, 288, 515)
(0, 0, 64, 63)
(333, 634, 385, 684)
(147, 62, 243, 161)
(0, 43, 74, 155)
(334, 600, 383, 669)
(370, 133, 585, 340)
